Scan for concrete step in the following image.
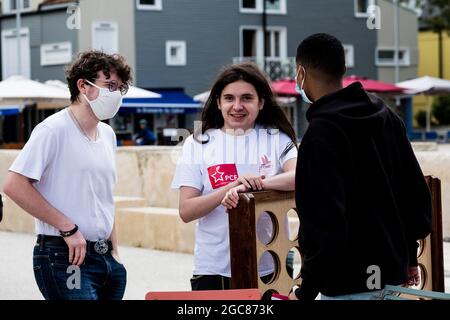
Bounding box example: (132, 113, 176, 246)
(0, 195, 151, 235)
(115, 206, 195, 254)
(0, 193, 195, 254)
(114, 196, 147, 208)
(0, 193, 34, 234)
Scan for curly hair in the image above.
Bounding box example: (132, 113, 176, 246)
(65, 50, 132, 103)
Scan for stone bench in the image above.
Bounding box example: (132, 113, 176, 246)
(115, 206, 195, 253)
(0, 194, 298, 255)
(0, 194, 151, 236)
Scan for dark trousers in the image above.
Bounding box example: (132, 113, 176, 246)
(190, 274, 275, 291)
(33, 235, 127, 300)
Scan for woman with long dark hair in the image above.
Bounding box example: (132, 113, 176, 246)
(172, 63, 298, 291)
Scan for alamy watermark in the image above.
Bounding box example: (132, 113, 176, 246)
(66, 265, 81, 290)
(366, 5, 381, 30)
(366, 265, 381, 290)
(66, 4, 81, 30)
(169, 121, 285, 167)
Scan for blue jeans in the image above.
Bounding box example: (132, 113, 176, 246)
(321, 290, 384, 300)
(33, 238, 127, 300)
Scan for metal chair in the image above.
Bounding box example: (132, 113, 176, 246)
(382, 285, 450, 300)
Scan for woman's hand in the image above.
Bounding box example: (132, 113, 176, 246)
(221, 184, 247, 210)
(237, 174, 265, 191)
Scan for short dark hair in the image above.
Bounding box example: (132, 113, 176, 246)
(65, 50, 132, 103)
(296, 33, 346, 81)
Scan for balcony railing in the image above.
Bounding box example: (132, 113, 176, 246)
(232, 57, 296, 81)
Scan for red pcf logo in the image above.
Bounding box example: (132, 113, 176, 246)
(207, 164, 238, 189)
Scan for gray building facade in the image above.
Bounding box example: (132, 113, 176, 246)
(135, 0, 378, 96)
(0, 0, 418, 143)
(0, 6, 78, 82)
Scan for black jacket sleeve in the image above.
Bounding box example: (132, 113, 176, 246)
(295, 125, 349, 300)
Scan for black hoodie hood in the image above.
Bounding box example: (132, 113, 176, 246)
(306, 82, 389, 132)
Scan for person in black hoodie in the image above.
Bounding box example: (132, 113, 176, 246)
(289, 34, 432, 300)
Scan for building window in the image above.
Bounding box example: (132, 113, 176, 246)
(166, 41, 186, 66)
(265, 29, 286, 59)
(242, 28, 259, 58)
(240, 26, 287, 61)
(41, 42, 72, 66)
(3, 0, 31, 13)
(92, 22, 119, 54)
(376, 47, 411, 66)
(1, 28, 31, 79)
(242, 0, 258, 10)
(354, 0, 375, 18)
(240, 0, 286, 14)
(137, 0, 162, 11)
(11, 0, 30, 10)
(343, 45, 355, 68)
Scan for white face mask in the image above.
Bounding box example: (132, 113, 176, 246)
(83, 80, 123, 121)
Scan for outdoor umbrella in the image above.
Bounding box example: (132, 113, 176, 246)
(44, 79, 162, 110)
(193, 91, 211, 103)
(45, 79, 162, 99)
(271, 76, 405, 96)
(343, 75, 405, 93)
(194, 89, 297, 105)
(124, 86, 161, 99)
(271, 80, 300, 96)
(0, 75, 70, 105)
(397, 76, 450, 132)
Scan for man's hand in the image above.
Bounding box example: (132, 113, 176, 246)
(407, 266, 420, 286)
(288, 291, 299, 300)
(111, 250, 122, 264)
(288, 285, 300, 300)
(63, 229, 87, 266)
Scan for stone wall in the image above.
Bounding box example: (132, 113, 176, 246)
(1, 143, 449, 252)
(114, 146, 180, 208)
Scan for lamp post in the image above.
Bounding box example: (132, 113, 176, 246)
(262, 0, 276, 73)
(16, 0, 22, 76)
(393, 0, 400, 84)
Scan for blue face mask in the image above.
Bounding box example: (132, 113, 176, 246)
(295, 66, 313, 104)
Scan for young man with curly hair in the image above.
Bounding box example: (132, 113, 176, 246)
(3, 50, 132, 300)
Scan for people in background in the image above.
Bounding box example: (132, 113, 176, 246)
(134, 119, 156, 145)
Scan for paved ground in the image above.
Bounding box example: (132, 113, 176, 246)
(0, 231, 193, 300)
(1, 231, 449, 300)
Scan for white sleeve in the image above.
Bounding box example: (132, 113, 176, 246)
(9, 124, 56, 181)
(279, 132, 297, 167)
(171, 135, 203, 191)
(110, 127, 118, 184)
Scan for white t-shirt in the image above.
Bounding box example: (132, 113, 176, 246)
(9, 109, 117, 241)
(171, 126, 297, 277)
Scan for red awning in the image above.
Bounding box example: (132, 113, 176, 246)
(343, 75, 405, 93)
(271, 79, 300, 96)
(271, 75, 405, 96)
